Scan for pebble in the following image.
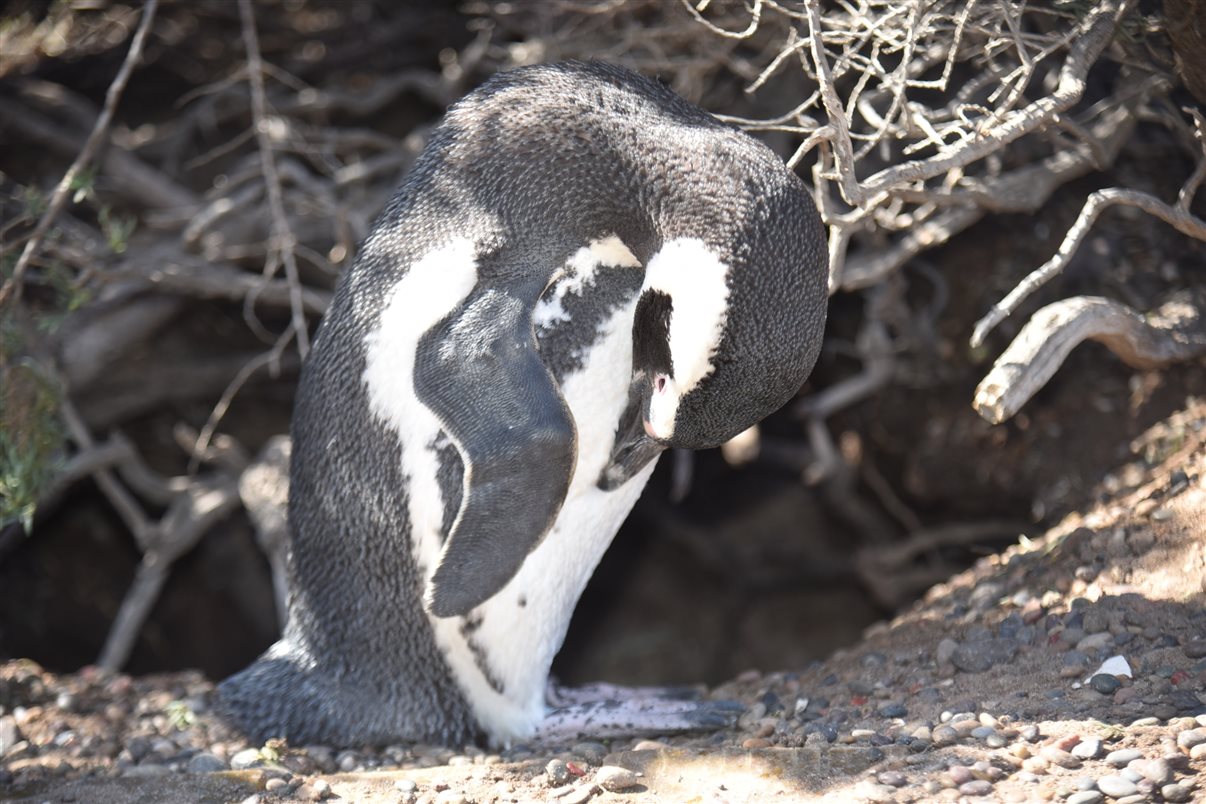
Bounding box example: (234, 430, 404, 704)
(1105, 748, 1143, 767)
(1190, 743, 1206, 760)
(1039, 747, 1081, 769)
(595, 765, 641, 792)
(230, 748, 263, 770)
(947, 765, 973, 785)
(1096, 775, 1138, 798)
(932, 725, 957, 747)
(434, 791, 467, 804)
(1078, 633, 1114, 653)
(1, 716, 24, 754)
(951, 638, 1017, 673)
(395, 779, 418, 792)
(958, 779, 994, 796)
(1132, 757, 1173, 785)
(546, 758, 571, 786)
(877, 770, 907, 787)
(1071, 738, 1102, 759)
(1067, 793, 1104, 804)
(1183, 639, 1206, 658)
(878, 702, 907, 718)
(186, 752, 227, 773)
(1161, 782, 1194, 802)
(571, 741, 607, 764)
(633, 739, 668, 751)
(1090, 674, 1122, 694)
(1176, 728, 1205, 749)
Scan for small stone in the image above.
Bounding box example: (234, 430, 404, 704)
(395, 779, 418, 793)
(742, 737, 771, 749)
(1072, 738, 1102, 759)
(971, 726, 995, 740)
(560, 784, 596, 804)
(958, 779, 994, 796)
(1078, 633, 1114, 653)
(1183, 640, 1206, 659)
(932, 725, 958, 746)
(187, 752, 228, 773)
(1096, 775, 1138, 798)
(947, 765, 974, 785)
(1067, 793, 1104, 804)
(877, 770, 907, 787)
(1176, 728, 1206, 749)
(1091, 674, 1123, 694)
(633, 739, 668, 751)
(595, 765, 641, 792)
(230, 748, 264, 770)
(265, 779, 288, 793)
(571, 741, 607, 764)
(1132, 758, 1173, 785)
(1161, 782, 1194, 802)
(1190, 743, 1206, 760)
(1040, 747, 1081, 769)
(1105, 748, 1143, 767)
(546, 758, 571, 786)
(878, 702, 907, 718)
(434, 791, 467, 804)
(951, 639, 1018, 673)
(986, 733, 1007, 748)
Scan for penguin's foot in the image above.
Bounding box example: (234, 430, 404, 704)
(533, 693, 743, 745)
(545, 679, 702, 708)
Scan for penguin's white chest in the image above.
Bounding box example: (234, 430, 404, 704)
(365, 235, 656, 742)
(432, 290, 656, 741)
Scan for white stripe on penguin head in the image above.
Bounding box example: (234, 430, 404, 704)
(642, 238, 730, 440)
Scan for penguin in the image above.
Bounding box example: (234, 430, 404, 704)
(217, 61, 828, 748)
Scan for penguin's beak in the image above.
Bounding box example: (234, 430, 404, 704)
(597, 377, 667, 491)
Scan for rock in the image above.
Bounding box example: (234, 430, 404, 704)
(1091, 674, 1123, 694)
(1131, 757, 1173, 785)
(395, 779, 418, 793)
(1067, 793, 1104, 804)
(571, 741, 607, 764)
(1176, 728, 1206, 749)
(958, 779, 994, 796)
(951, 639, 1017, 673)
(546, 758, 571, 786)
(877, 770, 907, 787)
(1072, 738, 1102, 759)
(1105, 748, 1143, 767)
(595, 765, 641, 792)
(936, 638, 958, 666)
(1096, 775, 1138, 798)
(1190, 743, 1206, 760)
(1183, 639, 1206, 658)
(1077, 633, 1114, 653)
(186, 752, 228, 773)
(1039, 747, 1081, 769)
(0, 716, 21, 756)
(628, 739, 665, 752)
(932, 725, 958, 747)
(1161, 782, 1195, 802)
(230, 748, 264, 770)
(434, 791, 468, 804)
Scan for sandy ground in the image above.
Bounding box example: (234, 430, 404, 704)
(2, 399, 1205, 804)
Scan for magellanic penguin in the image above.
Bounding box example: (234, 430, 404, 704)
(218, 61, 828, 748)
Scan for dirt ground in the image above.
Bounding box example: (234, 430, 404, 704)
(2, 399, 1203, 803)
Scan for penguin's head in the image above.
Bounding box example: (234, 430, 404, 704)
(599, 176, 828, 489)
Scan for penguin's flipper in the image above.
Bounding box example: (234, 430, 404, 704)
(415, 283, 577, 619)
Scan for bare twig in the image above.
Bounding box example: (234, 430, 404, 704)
(0, 0, 159, 307)
(974, 294, 1206, 425)
(238, 0, 311, 358)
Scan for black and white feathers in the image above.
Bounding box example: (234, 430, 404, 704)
(217, 61, 827, 747)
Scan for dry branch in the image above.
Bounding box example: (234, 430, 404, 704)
(0, 0, 159, 307)
(974, 294, 1206, 425)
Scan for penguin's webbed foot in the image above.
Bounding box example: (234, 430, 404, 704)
(545, 679, 701, 708)
(533, 693, 743, 745)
